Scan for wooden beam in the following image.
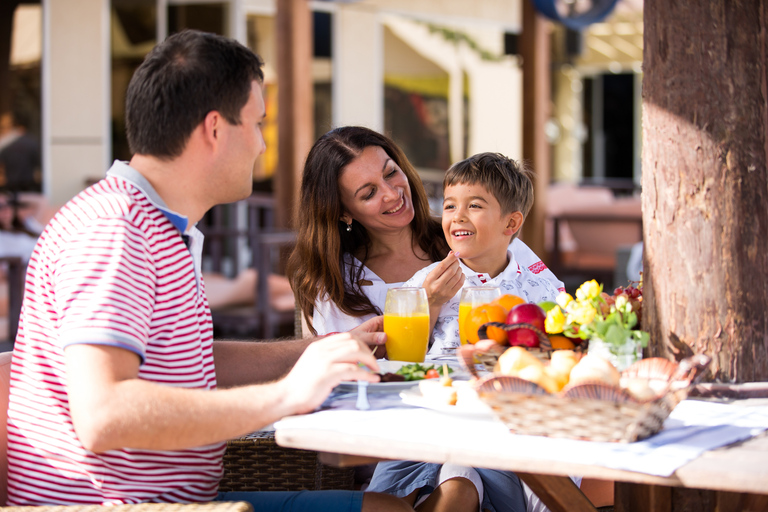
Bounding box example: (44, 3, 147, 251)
(615, 482, 672, 512)
(517, 473, 597, 512)
(275, 0, 312, 229)
(520, 0, 551, 265)
(0, 1, 20, 115)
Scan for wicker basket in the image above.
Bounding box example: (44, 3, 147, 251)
(473, 355, 710, 443)
(220, 431, 355, 492)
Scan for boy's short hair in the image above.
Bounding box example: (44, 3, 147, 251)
(126, 29, 264, 159)
(443, 152, 535, 219)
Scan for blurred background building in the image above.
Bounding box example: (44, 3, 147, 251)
(1, 0, 645, 341)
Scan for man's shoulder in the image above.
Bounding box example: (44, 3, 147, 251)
(49, 177, 163, 242)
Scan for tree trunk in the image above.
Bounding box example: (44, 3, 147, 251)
(642, 0, 768, 382)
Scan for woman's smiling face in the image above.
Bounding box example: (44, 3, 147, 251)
(338, 145, 414, 233)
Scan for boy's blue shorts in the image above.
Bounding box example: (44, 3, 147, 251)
(215, 490, 364, 512)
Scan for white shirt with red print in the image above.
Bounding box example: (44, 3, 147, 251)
(404, 249, 562, 354)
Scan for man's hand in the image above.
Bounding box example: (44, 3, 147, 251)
(349, 315, 387, 358)
(423, 251, 464, 309)
(279, 333, 381, 414)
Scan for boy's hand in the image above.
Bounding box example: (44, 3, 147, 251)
(423, 251, 464, 308)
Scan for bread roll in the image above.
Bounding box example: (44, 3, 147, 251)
(568, 354, 620, 387)
(517, 364, 559, 394)
(495, 346, 543, 376)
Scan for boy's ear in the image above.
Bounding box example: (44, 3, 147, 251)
(504, 211, 524, 237)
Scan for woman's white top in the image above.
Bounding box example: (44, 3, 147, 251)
(312, 238, 563, 335)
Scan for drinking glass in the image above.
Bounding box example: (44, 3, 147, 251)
(458, 286, 501, 345)
(383, 287, 430, 362)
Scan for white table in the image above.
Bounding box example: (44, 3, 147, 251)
(274, 388, 768, 512)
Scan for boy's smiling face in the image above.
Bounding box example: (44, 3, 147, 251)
(442, 182, 523, 276)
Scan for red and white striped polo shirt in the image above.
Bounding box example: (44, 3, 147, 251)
(7, 162, 224, 505)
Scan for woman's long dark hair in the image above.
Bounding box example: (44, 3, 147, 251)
(286, 126, 449, 334)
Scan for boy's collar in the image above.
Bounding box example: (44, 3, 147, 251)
(458, 249, 521, 280)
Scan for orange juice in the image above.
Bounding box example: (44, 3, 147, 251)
(458, 302, 472, 345)
(458, 287, 501, 345)
(384, 314, 430, 362)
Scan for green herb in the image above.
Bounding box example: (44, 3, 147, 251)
(394, 363, 453, 381)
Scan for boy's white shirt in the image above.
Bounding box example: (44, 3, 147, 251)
(312, 238, 564, 336)
(404, 249, 562, 354)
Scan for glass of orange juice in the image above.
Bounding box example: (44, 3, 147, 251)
(458, 286, 501, 345)
(383, 287, 430, 362)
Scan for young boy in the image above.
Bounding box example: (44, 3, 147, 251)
(403, 152, 561, 354)
(368, 153, 566, 512)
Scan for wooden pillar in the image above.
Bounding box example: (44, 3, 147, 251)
(275, 0, 312, 229)
(520, 0, 551, 264)
(642, 0, 768, 381)
(0, 1, 20, 116)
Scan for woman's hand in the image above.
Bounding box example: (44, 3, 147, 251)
(423, 251, 464, 309)
(348, 315, 387, 358)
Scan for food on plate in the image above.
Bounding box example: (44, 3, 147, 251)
(464, 304, 508, 344)
(378, 372, 406, 382)
(568, 354, 621, 387)
(418, 366, 458, 405)
(491, 294, 526, 313)
(495, 346, 544, 376)
(418, 380, 458, 405)
(505, 303, 546, 348)
(393, 362, 454, 381)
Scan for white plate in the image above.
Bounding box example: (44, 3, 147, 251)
(335, 360, 461, 393)
(399, 383, 494, 417)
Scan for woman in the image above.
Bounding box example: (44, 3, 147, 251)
(288, 126, 562, 339)
(286, 126, 562, 512)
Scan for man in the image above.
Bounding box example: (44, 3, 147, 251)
(6, 30, 411, 512)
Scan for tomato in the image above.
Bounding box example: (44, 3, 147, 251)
(425, 369, 440, 379)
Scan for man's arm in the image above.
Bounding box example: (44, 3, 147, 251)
(213, 315, 388, 388)
(65, 332, 382, 454)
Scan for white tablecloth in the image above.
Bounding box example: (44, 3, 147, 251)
(275, 392, 768, 477)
